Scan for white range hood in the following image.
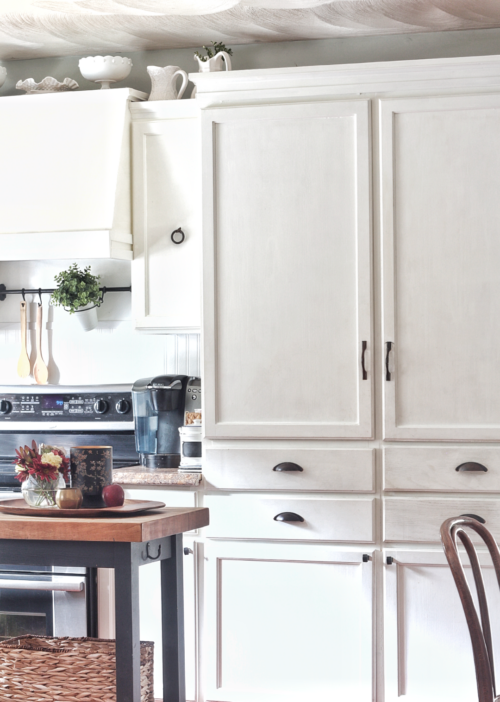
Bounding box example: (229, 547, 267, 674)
(0, 87, 146, 261)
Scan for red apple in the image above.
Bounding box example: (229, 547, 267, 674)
(102, 483, 125, 507)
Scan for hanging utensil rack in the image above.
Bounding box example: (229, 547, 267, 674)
(0, 285, 131, 302)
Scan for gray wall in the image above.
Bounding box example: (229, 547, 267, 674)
(2, 27, 500, 97)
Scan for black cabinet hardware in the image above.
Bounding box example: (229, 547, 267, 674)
(456, 462, 488, 473)
(273, 462, 303, 472)
(362, 554, 371, 562)
(460, 513, 486, 524)
(145, 543, 162, 560)
(183, 547, 193, 556)
(361, 341, 368, 380)
(171, 227, 185, 244)
(273, 512, 305, 523)
(385, 342, 393, 381)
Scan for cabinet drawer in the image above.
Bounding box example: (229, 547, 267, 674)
(204, 494, 374, 542)
(204, 448, 374, 492)
(384, 448, 500, 492)
(384, 497, 500, 543)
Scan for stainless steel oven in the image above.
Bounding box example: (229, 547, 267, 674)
(0, 384, 139, 639)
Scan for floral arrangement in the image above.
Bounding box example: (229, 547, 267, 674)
(14, 441, 69, 484)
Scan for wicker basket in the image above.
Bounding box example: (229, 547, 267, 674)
(0, 635, 154, 702)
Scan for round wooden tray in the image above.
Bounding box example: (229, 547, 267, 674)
(0, 498, 166, 518)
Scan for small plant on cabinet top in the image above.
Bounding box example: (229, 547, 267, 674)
(194, 41, 233, 62)
(50, 263, 101, 314)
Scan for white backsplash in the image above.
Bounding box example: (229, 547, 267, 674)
(0, 260, 200, 385)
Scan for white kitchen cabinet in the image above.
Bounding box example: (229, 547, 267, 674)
(384, 549, 500, 702)
(131, 101, 201, 332)
(201, 100, 373, 439)
(204, 540, 374, 702)
(381, 94, 500, 441)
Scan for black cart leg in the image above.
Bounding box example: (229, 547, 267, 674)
(161, 534, 186, 702)
(115, 545, 142, 702)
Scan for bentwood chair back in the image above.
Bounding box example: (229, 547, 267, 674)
(441, 515, 500, 702)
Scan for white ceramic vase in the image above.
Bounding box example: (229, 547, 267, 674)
(195, 51, 232, 73)
(147, 66, 188, 101)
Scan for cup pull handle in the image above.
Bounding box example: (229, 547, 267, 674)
(460, 513, 486, 524)
(273, 462, 303, 472)
(274, 512, 304, 523)
(456, 462, 488, 472)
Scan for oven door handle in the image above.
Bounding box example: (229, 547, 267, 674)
(0, 578, 84, 592)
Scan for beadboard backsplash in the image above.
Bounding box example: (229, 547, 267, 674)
(0, 260, 200, 385)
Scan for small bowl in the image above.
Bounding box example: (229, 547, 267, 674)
(0, 66, 6, 89)
(56, 487, 83, 509)
(79, 56, 132, 89)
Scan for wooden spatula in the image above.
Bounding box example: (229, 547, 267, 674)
(16, 301, 31, 378)
(33, 302, 48, 385)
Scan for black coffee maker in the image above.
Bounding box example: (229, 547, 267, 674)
(132, 375, 201, 469)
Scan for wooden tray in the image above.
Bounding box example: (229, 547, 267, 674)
(0, 499, 166, 518)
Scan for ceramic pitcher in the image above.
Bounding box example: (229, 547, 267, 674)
(195, 51, 232, 73)
(147, 65, 188, 101)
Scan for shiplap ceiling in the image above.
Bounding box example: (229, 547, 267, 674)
(1, 0, 500, 60)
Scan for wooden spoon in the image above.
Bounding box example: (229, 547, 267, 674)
(16, 301, 31, 378)
(33, 303, 48, 385)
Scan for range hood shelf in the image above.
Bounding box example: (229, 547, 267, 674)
(0, 88, 146, 261)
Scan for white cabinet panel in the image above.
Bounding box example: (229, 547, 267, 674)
(384, 497, 500, 543)
(381, 94, 500, 440)
(132, 103, 201, 331)
(204, 493, 374, 542)
(204, 447, 374, 491)
(384, 549, 500, 702)
(384, 447, 500, 492)
(202, 100, 373, 439)
(205, 541, 373, 702)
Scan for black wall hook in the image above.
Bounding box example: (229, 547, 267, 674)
(21, 288, 25, 302)
(145, 542, 162, 560)
(38, 288, 43, 305)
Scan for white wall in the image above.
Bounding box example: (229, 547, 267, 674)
(2, 28, 500, 97)
(0, 259, 200, 385)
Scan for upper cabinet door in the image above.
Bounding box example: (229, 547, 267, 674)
(132, 105, 201, 332)
(202, 101, 373, 439)
(381, 94, 500, 441)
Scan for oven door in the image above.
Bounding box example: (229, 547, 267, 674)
(0, 566, 90, 640)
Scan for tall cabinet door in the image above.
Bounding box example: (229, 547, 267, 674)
(204, 541, 374, 702)
(202, 101, 373, 439)
(381, 94, 500, 441)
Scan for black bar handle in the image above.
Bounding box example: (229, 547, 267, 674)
(273, 462, 303, 472)
(460, 513, 486, 524)
(456, 462, 488, 473)
(361, 340, 368, 380)
(385, 342, 393, 381)
(274, 512, 305, 523)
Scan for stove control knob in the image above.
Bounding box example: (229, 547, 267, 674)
(116, 399, 130, 415)
(94, 399, 109, 414)
(0, 400, 12, 415)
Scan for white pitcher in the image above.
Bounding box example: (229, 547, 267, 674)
(195, 51, 232, 73)
(147, 65, 188, 101)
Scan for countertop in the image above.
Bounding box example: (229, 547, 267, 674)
(113, 466, 202, 487)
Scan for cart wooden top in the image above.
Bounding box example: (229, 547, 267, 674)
(0, 506, 209, 543)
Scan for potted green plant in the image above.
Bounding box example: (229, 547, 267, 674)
(50, 263, 102, 331)
(194, 42, 233, 73)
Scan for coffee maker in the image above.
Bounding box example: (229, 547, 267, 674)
(132, 375, 201, 469)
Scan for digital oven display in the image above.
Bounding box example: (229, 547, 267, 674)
(41, 396, 64, 411)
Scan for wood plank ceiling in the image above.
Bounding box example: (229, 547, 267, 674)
(1, 0, 500, 59)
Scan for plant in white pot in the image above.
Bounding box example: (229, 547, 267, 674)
(50, 264, 102, 332)
(194, 41, 233, 73)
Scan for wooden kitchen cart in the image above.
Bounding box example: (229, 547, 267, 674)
(0, 506, 209, 702)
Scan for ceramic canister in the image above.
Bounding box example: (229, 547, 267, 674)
(70, 446, 113, 508)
